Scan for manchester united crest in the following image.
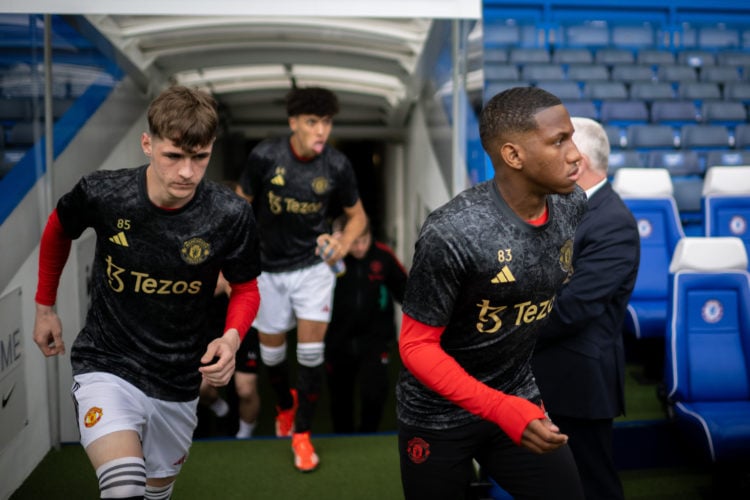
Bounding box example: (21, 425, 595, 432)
(406, 437, 431, 464)
(311, 177, 329, 194)
(559, 239, 574, 272)
(84, 406, 103, 428)
(181, 238, 210, 265)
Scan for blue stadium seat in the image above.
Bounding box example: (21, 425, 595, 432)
(650, 100, 699, 126)
(551, 47, 593, 64)
(705, 150, 750, 169)
(484, 22, 521, 47)
(630, 82, 676, 102)
(717, 52, 750, 67)
(612, 25, 655, 49)
(561, 99, 598, 120)
(664, 236, 750, 463)
(700, 66, 741, 84)
(637, 49, 676, 66)
(484, 64, 520, 81)
(735, 124, 750, 149)
(608, 150, 644, 175)
(595, 48, 635, 66)
(520, 63, 565, 82)
(582, 81, 628, 100)
(484, 47, 509, 63)
(646, 150, 702, 176)
(657, 65, 697, 83)
(613, 168, 686, 339)
(672, 175, 706, 217)
(702, 166, 750, 269)
(600, 100, 649, 126)
(724, 82, 750, 103)
(536, 80, 582, 100)
(700, 101, 747, 126)
(610, 64, 655, 84)
(563, 23, 609, 47)
(677, 82, 722, 102)
(627, 124, 678, 149)
(680, 124, 731, 150)
(604, 124, 626, 149)
(678, 50, 717, 68)
(509, 47, 551, 64)
(566, 63, 609, 82)
(698, 26, 741, 49)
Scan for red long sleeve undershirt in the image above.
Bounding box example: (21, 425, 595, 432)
(398, 312, 546, 445)
(36, 209, 72, 306)
(224, 279, 260, 342)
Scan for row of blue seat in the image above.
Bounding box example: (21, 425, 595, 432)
(484, 20, 750, 51)
(486, 62, 750, 84)
(606, 123, 750, 150)
(562, 98, 749, 127)
(487, 79, 750, 102)
(485, 45, 750, 67)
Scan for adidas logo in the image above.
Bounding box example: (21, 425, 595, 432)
(109, 231, 129, 247)
(271, 174, 285, 186)
(491, 265, 515, 284)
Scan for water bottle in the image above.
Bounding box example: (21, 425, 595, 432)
(318, 241, 346, 277)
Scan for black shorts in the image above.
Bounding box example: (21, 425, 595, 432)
(235, 328, 260, 374)
(398, 418, 583, 500)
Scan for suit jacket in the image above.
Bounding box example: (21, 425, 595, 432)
(533, 182, 640, 419)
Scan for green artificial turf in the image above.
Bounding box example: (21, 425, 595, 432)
(8, 347, 722, 499)
(10, 435, 405, 500)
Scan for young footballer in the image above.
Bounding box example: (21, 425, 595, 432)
(396, 86, 587, 499)
(239, 86, 366, 472)
(32, 86, 261, 499)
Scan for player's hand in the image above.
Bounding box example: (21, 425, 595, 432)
(33, 303, 65, 356)
(316, 233, 346, 264)
(520, 418, 569, 454)
(199, 329, 240, 387)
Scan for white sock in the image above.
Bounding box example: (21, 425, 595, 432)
(236, 419, 256, 439)
(210, 398, 229, 417)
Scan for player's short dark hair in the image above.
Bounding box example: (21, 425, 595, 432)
(286, 87, 340, 117)
(148, 85, 218, 151)
(479, 86, 562, 154)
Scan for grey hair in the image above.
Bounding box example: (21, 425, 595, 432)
(571, 116, 610, 174)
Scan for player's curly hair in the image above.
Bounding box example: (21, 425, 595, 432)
(286, 87, 340, 117)
(479, 86, 562, 154)
(148, 85, 218, 150)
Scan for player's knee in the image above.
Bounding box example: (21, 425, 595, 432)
(297, 341, 325, 367)
(144, 481, 175, 499)
(96, 456, 146, 499)
(260, 342, 287, 367)
(235, 379, 258, 400)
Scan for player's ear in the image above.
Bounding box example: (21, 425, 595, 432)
(500, 142, 523, 171)
(141, 133, 152, 157)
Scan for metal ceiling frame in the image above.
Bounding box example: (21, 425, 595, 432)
(78, 14, 436, 138)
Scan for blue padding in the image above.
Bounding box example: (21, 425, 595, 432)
(622, 197, 684, 338)
(704, 197, 750, 270)
(627, 300, 668, 339)
(674, 401, 750, 462)
(666, 271, 750, 461)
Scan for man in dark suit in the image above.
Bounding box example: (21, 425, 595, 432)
(532, 116, 640, 500)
